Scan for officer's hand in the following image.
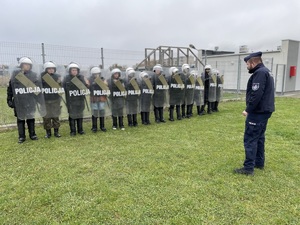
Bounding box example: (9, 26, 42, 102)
(7, 99, 14, 108)
(242, 110, 248, 117)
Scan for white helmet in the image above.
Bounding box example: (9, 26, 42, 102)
(204, 64, 212, 70)
(212, 69, 218, 76)
(140, 71, 149, 79)
(190, 70, 198, 76)
(182, 64, 190, 73)
(67, 62, 80, 71)
(18, 57, 33, 66)
(43, 61, 56, 71)
(90, 66, 101, 74)
(169, 67, 179, 75)
(111, 68, 122, 76)
(153, 64, 162, 72)
(126, 68, 135, 76)
(126, 67, 134, 73)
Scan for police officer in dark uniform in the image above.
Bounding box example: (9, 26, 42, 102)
(200, 65, 212, 114)
(152, 64, 168, 123)
(108, 68, 126, 130)
(89, 66, 109, 132)
(234, 52, 275, 175)
(125, 67, 140, 127)
(63, 62, 89, 136)
(139, 71, 153, 125)
(168, 67, 185, 121)
(7, 57, 45, 143)
(41, 61, 63, 138)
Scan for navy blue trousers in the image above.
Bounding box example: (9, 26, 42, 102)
(243, 113, 272, 171)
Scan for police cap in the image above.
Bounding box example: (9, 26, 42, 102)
(244, 51, 262, 62)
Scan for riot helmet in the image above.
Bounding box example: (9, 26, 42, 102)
(182, 64, 190, 74)
(43, 61, 56, 73)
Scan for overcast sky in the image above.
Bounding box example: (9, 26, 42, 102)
(2, 0, 300, 53)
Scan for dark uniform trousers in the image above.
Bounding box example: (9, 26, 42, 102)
(243, 113, 271, 171)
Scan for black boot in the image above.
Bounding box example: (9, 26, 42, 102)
(27, 119, 38, 140)
(119, 116, 125, 130)
(77, 118, 85, 135)
(133, 114, 138, 127)
(215, 101, 219, 112)
(100, 117, 107, 132)
(69, 117, 76, 136)
(207, 102, 212, 114)
(17, 119, 26, 143)
(211, 102, 216, 112)
(159, 107, 166, 122)
(45, 129, 51, 138)
(54, 128, 61, 137)
(141, 112, 146, 125)
(186, 105, 191, 118)
(169, 107, 174, 121)
(154, 107, 160, 123)
(145, 112, 151, 125)
(127, 114, 133, 127)
(181, 105, 186, 118)
(200, 105, 205, 115)
(176, 105, 182, 120)
(197, 106, 202, 116)
(112, 116, 118, 130)
(91, 116, 97, 133)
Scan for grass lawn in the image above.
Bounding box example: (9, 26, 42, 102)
(0, 97, 299, 224)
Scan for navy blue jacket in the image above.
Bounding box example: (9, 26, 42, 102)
(245, 63, 275, 114)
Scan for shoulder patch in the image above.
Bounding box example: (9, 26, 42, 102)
(252, 83, 259, 91)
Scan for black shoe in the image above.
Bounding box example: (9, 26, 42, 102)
(100, 127, 107, 132)
(155, 119, 160, 123)
(254, 165, 264, 170)
(234, 168, 254, 176)
(78, 131, 85, 135)
(91, 127, 97, 133)
(70, 132, 76, 136)
(18, 137, 26, 143)
(160, 119, 166, 123)
(169, 118, 174, 121)
(30, 135, 38, 140)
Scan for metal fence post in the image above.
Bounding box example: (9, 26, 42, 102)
(237, 55, 241, 94)
(41, 43, 46, 64)
(101, 47, 104, 69)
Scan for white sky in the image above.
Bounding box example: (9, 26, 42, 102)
(2, 0, 300, 52)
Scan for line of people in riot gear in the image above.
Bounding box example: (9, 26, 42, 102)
(7, 57, 224, 143)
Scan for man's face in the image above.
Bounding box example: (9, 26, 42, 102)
(21, 63, 31, 72)
(70, 68, 78, 76)
(246, 61, 254, 71)
(205, 69, 210, 74)
(47, 68, 55, 74)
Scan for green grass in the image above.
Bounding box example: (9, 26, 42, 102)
(0, 94, 299, 224)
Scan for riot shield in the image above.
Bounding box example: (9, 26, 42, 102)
(139, 71, 154, 112)
(152, 72, 169, 108)
(63, 73, 90, 119)
(125, 69, 140, 115)
(89, 72, 111, 118)
(184, 73, 195, 105)
(208, 71, 217, 102)
(108, 73, 126, 117)
(9, 64, 46, 120)
(194, 74, 205, 106)
(216, 74, 224, 102)
(168, 68, 185, 106)
(41, 72, 64, 118)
